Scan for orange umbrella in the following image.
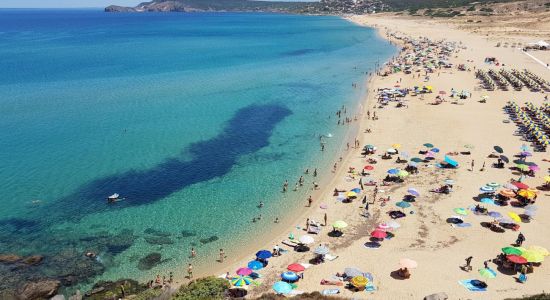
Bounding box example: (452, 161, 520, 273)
(498, 189, 515, 198)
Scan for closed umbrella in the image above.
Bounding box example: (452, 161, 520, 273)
(272, 281, 292, 294)
(299, 235, 315, 245)
(399, 258, 418, 269)
(287, 263, 305, 272)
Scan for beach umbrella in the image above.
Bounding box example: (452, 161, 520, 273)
(256, 250, 272, 259)
(396, 201, 411, 209)
(344, 267, 364, 277)
(378, 223, 391, 231)
(387, 169, 399, 175)
(499, 189, 515, 198)
(281, 271, 300, 282)
(544, 175, 550, 183)
(493, 146, 504, 153)
(314, 245, 329, 255)
(517, 189, 536, 199)
(529, 165, 540, 172)
(231, 276, 254, 287)
(520, 144, 529, 151)
(371, 230, 387, 239)
(236, 267, 253, 276)
(444, 156, 458, 167)
(503, 183, 519, 191)
(454, 208, 468, 216)
(398, 170, 409, 178)
(499, 155, 509, 163)
(507, 255, 528, 264)
(298, 235, 315, 245)
(480, 186, 495, 193)
(430, 148, 440, 153)
(387, 148, 397, 154)
(480, 198, 494, 204)
(444, 179, 455, 185)
(387, 220, 401, 229)
(407, 188, 420, 197)
(423, 143, 434, 148)
(346, 191, 358, 198)
(287, 263, 305, 272)
(272, 281, 292, 294)
(479, 268, 497, 279)
(488, 211, 502, 218)
(350, 276, 369, 288)
(507, 212, 521, 223)
(248, 260, 263, 270)
(498, 217, 516, 224)
(516, 164, 529, 172)
(519, 151, 532, 157)
(512, 182, 529, 190)
(333, 220, 348, 229)
(527, 246, 549, 256)
(392, 143, 402, 149)
(486, 182, 500, 188)
(399, 258, 418, 269)
(502, 247, 523, 255)
(411, 157, 423, 163)
(351, 188, 361, 193)
(521, 250, 545, 263)
(364, 165, 374, 171)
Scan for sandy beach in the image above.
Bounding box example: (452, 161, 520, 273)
(163, 13, 550, 300)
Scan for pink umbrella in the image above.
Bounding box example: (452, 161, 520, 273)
(236, 267, 253, 276)
(378, 223, 391, 231)
(529, 165, 539, 172)
(425, 152, 435, 158)
(371, 230, 387, 239)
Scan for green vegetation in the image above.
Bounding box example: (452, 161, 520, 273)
(254, 292, 340, 299)
(467, 5, 476, 11)
(480, 7, 494, 12)
(172, 276, 230, 300)
(383, 0, 515, 12)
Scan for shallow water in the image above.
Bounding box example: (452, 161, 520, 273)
(0, 10, 395, 293)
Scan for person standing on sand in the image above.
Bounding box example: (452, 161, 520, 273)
(187, 263, 193, 279)
(307, 195, 313, 207)
(464, 256, 473, 271)
(470, 160, 475, 172)
(324, 213, 327, 226)
(306, 218, 310, 232)
(219, 249, 225, 263)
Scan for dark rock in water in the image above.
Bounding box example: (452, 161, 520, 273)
(22, 255, 44, 266)
(181, 230, 196, 238)
(144, 236, 174, 245)
(0, 254, 21, 264)
(144, 228, 171, 237)
(200, 236, 219, 244)
(84, 279, 146, 300)
(138, 253, 161, 270)
(16, 279, 60, 300)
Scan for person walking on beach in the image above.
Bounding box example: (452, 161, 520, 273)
(306, 218, 310, 232)
(191, 247, 196, 258)
(187, 263, 193, 279)
(464, 256, 473, 271)
(313, 182, 319, 190)
(470, 160, 475, 172)
(307, 195, 313, 207)
(313, 168, 317, 177)
(324, 213, 327, 226)
(516, 232, 525, 246)
(219, 249, 225, 263)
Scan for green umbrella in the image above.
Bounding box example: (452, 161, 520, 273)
(502, 247, 523, 255)
(423, 143, 434, 148)
(479, 268, 497, 279)
(454, 208, 468, 216)
(516, 164, 529, 171)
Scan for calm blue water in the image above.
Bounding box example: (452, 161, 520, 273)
(0, 9, 395, 293)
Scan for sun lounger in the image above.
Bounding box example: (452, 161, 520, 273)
(325, 254, 339, 261)
(322, 289, 340, 295)
(282, 240, 299, 248)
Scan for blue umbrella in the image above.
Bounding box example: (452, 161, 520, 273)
(351, 188, 361, 193)
(480, 198, 494, 204)
(444, 155, 458, 167)
(256, 250, 272, 259)
(480, 186, 495, 193)
(248, 260, 263, 270)
(407, 188, 420, 197)
(273, 281, 292, 294)
(396, 201, 411, 208)
(431, 148, 440, 153)
(408, 161, 418, 167)
(281, 271, 300, 282)
(388, 169, 399, 175)
(488, 211, 502, 218)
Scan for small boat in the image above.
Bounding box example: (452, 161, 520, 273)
(107, 193, 120, 203)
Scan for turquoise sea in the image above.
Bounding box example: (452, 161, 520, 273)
(0, 9, 395, 293)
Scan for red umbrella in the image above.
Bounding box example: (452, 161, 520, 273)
(236, 267, 253, 276)
(371, 230, 387, 239)
(512, 182, 529, 190)
(287, 263, 305, 272)
(507, 254, 527, 264)
(364, 165, 374, 170)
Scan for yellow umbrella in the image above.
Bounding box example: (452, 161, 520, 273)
(346, 191, 358, 197)
(332, 220, 348, 229)
(508, 212, 521, 223)
(397, 170, 409, 178)
(518, 189, 536, 199)
(521, 250, 545, 263)
(528, 246, 549, 256)
(544, 175, 550, 183)
(392, 143, 402, 149)
(350, 275, 369, 287)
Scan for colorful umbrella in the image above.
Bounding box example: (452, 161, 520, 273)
(256, 250, 272, 259)
(287, 263, 305, 272)
(387, 169, 399, 175)
(272, 281, 292, 294)
(236, 267, 253, 276)
(544, 175, 550, 183)
(371, 230, 387, 239)
(454, 208, 468, 216)
(364, 165, 374, 170)
(528, 246, 549, 256)
(488, 211, 502, 218)
(407, 188, 420, 197)
(378, 223, 391, 231)
(333, 220, 348, 229)
(423, 143, 434, 148)
(502, 247, 523, 255)
(507, 254, 527, 264)
(499, 189, 515, 198)
(232, 276, 254, 286)
(350, 275, 369, 287)
(517, 189, 536, 199)
(281, 271, 300, 282)
(411, 157, 423, 163)
(397, 170, 409, 178)
(396, 201, 411, 208)
(508, 212, 521, 223)
(479, 268, 497, 279)
(512, 182, 529, 190)
(392, 143, 402, 149)
(248, 260, 263, 270)
(346, 191, 358, 197)
(480, 186, 495, 193)
(504, 183, 519, 191)
(493, 146, 504, 154)
(486, 182, 500, 188)
(516, 164, 529, 172)
(444, 156, 458, 167)
(521, 251, 545, 263)
(399, 258, 418, 269)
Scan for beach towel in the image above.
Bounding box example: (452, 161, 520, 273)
(289, 290, 304, 295)
(365, 283, 377, 292)
(458, 279, 487, 292)
(322, 289, 340, 295)
(452, 223, 472, 228)
(325, 254, 339, 261)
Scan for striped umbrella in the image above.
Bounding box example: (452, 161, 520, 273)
(231, 276, 254, 286)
